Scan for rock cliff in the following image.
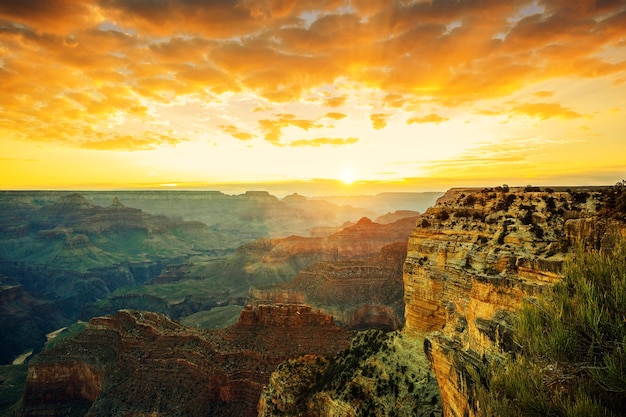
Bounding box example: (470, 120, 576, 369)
(18, 307, 353, 417)
(249, 241, 409, 330)
(402, 186, 626, 417)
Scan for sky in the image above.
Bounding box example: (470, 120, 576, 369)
(1, 0, 625, 195)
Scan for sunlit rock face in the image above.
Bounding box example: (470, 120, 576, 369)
(240, 215, 419, 265)
(402, 186, 625, 417)
(249, 241, 409, 331)
(18, 308, 353, 417)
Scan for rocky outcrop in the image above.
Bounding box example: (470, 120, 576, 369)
(239, 216, 419, 264)
(18, 308, 353, 417)
(249, 241, 409, 330)
(258, 330, 442, 417)
(402, 186, 625, 417)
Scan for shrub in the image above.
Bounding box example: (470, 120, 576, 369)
(520, 210, 534, 225)
(524, 185, 541, 192)
(530, 223, 544, 239)
(478, 241, 626, 417)
(495, 194, 517, 211)
(436, 210, 450, 221)
(599, 180, 626, 219)
(464, 195, 477, 206)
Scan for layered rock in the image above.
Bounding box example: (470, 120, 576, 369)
(19, 307, 353, 417)
(249, 241, 409, 330)
(239, 216, 419, 265)
(402, 186, 625, 417)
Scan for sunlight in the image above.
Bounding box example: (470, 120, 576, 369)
(340, 167, 356, 185)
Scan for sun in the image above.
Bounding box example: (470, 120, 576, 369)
(340, 167, 356, 185)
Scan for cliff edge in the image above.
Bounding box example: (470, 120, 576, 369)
(403, 186, 625, 417)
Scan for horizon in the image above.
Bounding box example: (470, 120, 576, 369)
(0, 181, 614, 200)
(1, 1, 625, 190)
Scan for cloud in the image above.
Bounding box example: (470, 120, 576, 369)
(99, 0, 264, 38)
(258, 114, 323, 145)
(422, 137, 548, 179)
(509, 102, 583, 120)
(475, 101, 584, 120)
(0, 0, 101, 34)
(220, 125, 255, 141)
(0, 0, 624, 152)
(79, 131, 185, 151)
(289, 137, 359, 147)
(407, 113, 449, 124)
(533, 90, 554, 98)
(370, 113, 390, 130)
(323, 95, 347, 108)
(324, 112, 347, 120)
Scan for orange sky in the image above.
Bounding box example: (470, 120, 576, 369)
(1, 0, 625, 194)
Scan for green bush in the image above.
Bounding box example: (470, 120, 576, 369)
(478, 241, 626, 417)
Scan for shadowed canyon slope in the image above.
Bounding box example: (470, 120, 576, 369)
(18, 308, 353, 417)
(402, 186, 626, 417)
(89, 215, 420, 328)
(0, 193, 218, 365)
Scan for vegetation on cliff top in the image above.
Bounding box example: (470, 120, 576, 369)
(259, 330, 442, 417)
(478, 241, 626, 417)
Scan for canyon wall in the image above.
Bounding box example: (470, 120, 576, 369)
(402, 186, 625, 417)
(18, 307, 353, 417)
(250, 241, 408, 330)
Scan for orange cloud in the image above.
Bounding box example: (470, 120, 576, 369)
(407, 114, 449, 124)
(324, 112, 347, 120)
(509, 102, 583, 120)
(79, 131, 185, 151)
(533, 90, 554, 98)
(323, 95, 347, 108)
(289, 137, 359, 147)
(0, 0, 101, 34)
(220, 125, 255, 141)
(258, 114, 323, 145)
(370, 113, 390, 130)
(0, 0, 624, 153)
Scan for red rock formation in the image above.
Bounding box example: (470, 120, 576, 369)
(239, 216, 418, 265)
(19, 308, 353, 417)
(250, 242, 408, 330)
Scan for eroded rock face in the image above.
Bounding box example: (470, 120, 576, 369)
(402, 187, 625, 417)
(249, 241, 409, 330)
(18, 308, 353, 417)
(239, 216, 419, 265)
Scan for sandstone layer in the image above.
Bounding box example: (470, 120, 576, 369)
(18, 307, 353, 417)
(249, 241, 409, 330)
(402, 186, 625, 417)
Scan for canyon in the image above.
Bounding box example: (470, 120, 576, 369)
(255, 185, 626, 417)
(0, 191, 430, 366)
(5, 186, 626, 417)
